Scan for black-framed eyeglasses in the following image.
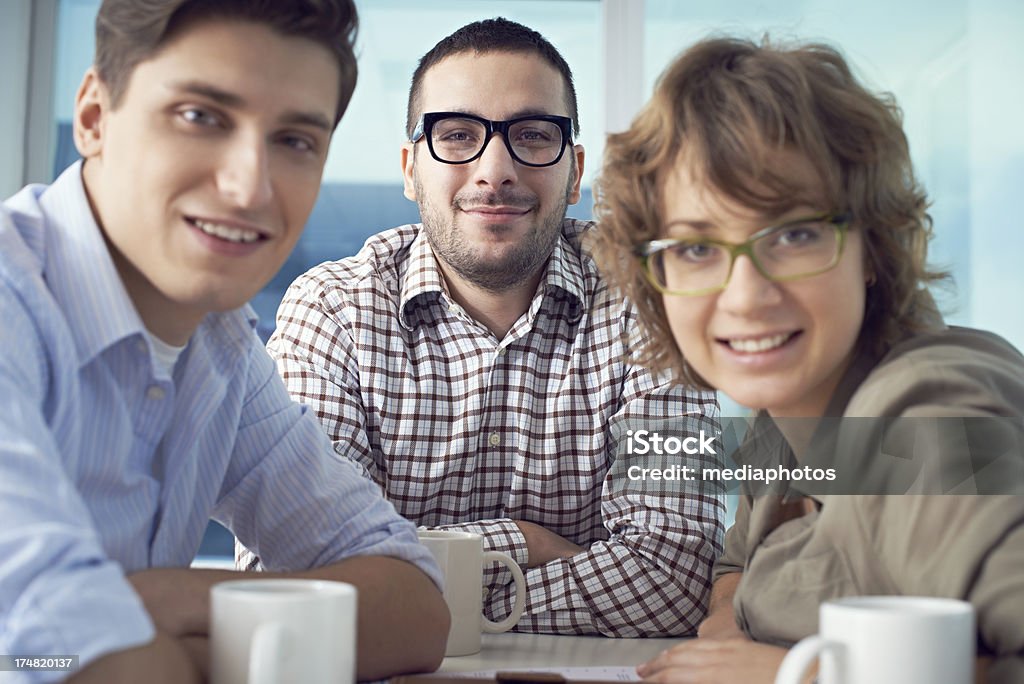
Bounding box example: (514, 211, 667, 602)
(634, 213, 851, 296)
(410, 111, 573, 167)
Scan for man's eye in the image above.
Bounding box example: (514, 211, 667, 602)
(281, 135, 316, 153)
(437, 130, 477, 143)
(515, 129, 554, 142)
(179, 108, 220, 127)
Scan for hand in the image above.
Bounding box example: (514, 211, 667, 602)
(697, 572, 744, 640)
(637, 637, 789, 684)
(513, 520, 583, 567)
(696, 607, 745, 640)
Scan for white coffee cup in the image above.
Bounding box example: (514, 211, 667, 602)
(417, 530, 527, 656)
(210, 579, 357, 684)
(775, 596, 975, 684)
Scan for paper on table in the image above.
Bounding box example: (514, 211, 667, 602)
(424, 667, 641, 681)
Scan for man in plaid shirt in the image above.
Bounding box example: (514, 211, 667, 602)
(240, 18, 724, 636)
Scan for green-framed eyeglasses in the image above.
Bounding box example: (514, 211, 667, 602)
(634, 213, 850, 296)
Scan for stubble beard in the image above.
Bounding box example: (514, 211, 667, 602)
(416, 174, 573, 293)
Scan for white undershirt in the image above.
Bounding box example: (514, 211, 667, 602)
(146, 331, 187, 377)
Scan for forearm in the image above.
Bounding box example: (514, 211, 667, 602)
(486, 527, 720, 636)
(514, 520, 583, 567)
(66, 632, 202, 684)
(131, 557, 448, 680)
(697, 571, 745, 639)
(300, 556, 449, 679)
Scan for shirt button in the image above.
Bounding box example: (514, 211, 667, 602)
(146, 385, 166, 401)
(136, 339, 147, 354)
(496, 347, 506, 356)
(488, 432, 501, 447)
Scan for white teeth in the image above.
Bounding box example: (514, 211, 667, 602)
(193, 219, 261, 244)
(727, 333, 791, 353)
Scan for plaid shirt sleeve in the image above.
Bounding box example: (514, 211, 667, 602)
(481, 364, 725, 636)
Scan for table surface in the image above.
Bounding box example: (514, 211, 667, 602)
(439, 633, 682, 672)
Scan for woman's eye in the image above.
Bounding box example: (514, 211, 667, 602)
(671, 242, 719, 262)
(776, 226, 822, 247)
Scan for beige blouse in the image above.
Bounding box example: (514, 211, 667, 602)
(713, 326, 1024, 682)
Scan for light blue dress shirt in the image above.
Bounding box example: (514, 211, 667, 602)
(0, 163, 440, 681)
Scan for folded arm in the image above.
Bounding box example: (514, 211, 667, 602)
(0, 302, 158, 683)
(478, 383, 724, 636)
(217, 343, 448, 678)
(127, 554, 447, 680)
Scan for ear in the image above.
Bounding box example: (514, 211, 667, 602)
(401, 141, 417, 201)
(74, 67, 110, 159)
(861, 246, 877, 287)
(567, 143, 585, 205)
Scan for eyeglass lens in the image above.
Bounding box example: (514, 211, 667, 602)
(651, 220, 841, 294)
(430, 116, 565, 165)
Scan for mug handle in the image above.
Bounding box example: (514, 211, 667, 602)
(775, 635, 837, 684)
(248, 622, 286, 684)
(481, 550, 526, 634)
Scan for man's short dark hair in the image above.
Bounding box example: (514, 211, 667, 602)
(406, 17, 579, 139)
(95, 0, 358, 126)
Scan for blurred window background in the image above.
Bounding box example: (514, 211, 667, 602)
(3, 0, 1021, 558)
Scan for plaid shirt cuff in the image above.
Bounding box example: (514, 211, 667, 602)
(432, 519, 528, 599)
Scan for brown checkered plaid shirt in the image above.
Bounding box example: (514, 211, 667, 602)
(238, 218, 723, 636)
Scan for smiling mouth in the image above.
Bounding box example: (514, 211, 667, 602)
(187, 217, 266, 244)
(720, 332, 799, 353)
(462, 206, 531, 216)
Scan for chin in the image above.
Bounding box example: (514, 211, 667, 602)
(209, 295, 255, 313)
(719, 384, 792, 415)
(173, 289, 253, 316)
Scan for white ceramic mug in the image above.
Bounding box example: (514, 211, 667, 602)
(775, 596, 975, 684)
(417, 530, 527, 656)
(210, 579, 357, 684)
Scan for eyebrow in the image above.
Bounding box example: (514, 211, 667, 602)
(168, 80, 333, 131)
(664, 207, 826, 234)
(438, 107, 564, 121)
(664, 219, 715, 233)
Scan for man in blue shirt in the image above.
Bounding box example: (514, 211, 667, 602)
(0, 1, 448, 681)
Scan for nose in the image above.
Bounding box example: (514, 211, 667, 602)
(716, 254, 783, 314)
(215, 133, 273, 209)
(471, 133, 519, 188)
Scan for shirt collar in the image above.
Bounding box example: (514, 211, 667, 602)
(40, 161, 149, 366)
(40, 161, 257, 367)
(540, 219, 588, 322)
(398, 218, 590, 330)
(398, 229, 448, 329)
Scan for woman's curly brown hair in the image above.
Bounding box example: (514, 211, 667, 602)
(591, 36, 947, 388)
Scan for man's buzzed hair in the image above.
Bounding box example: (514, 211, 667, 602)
(406, 17, 579, 139)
